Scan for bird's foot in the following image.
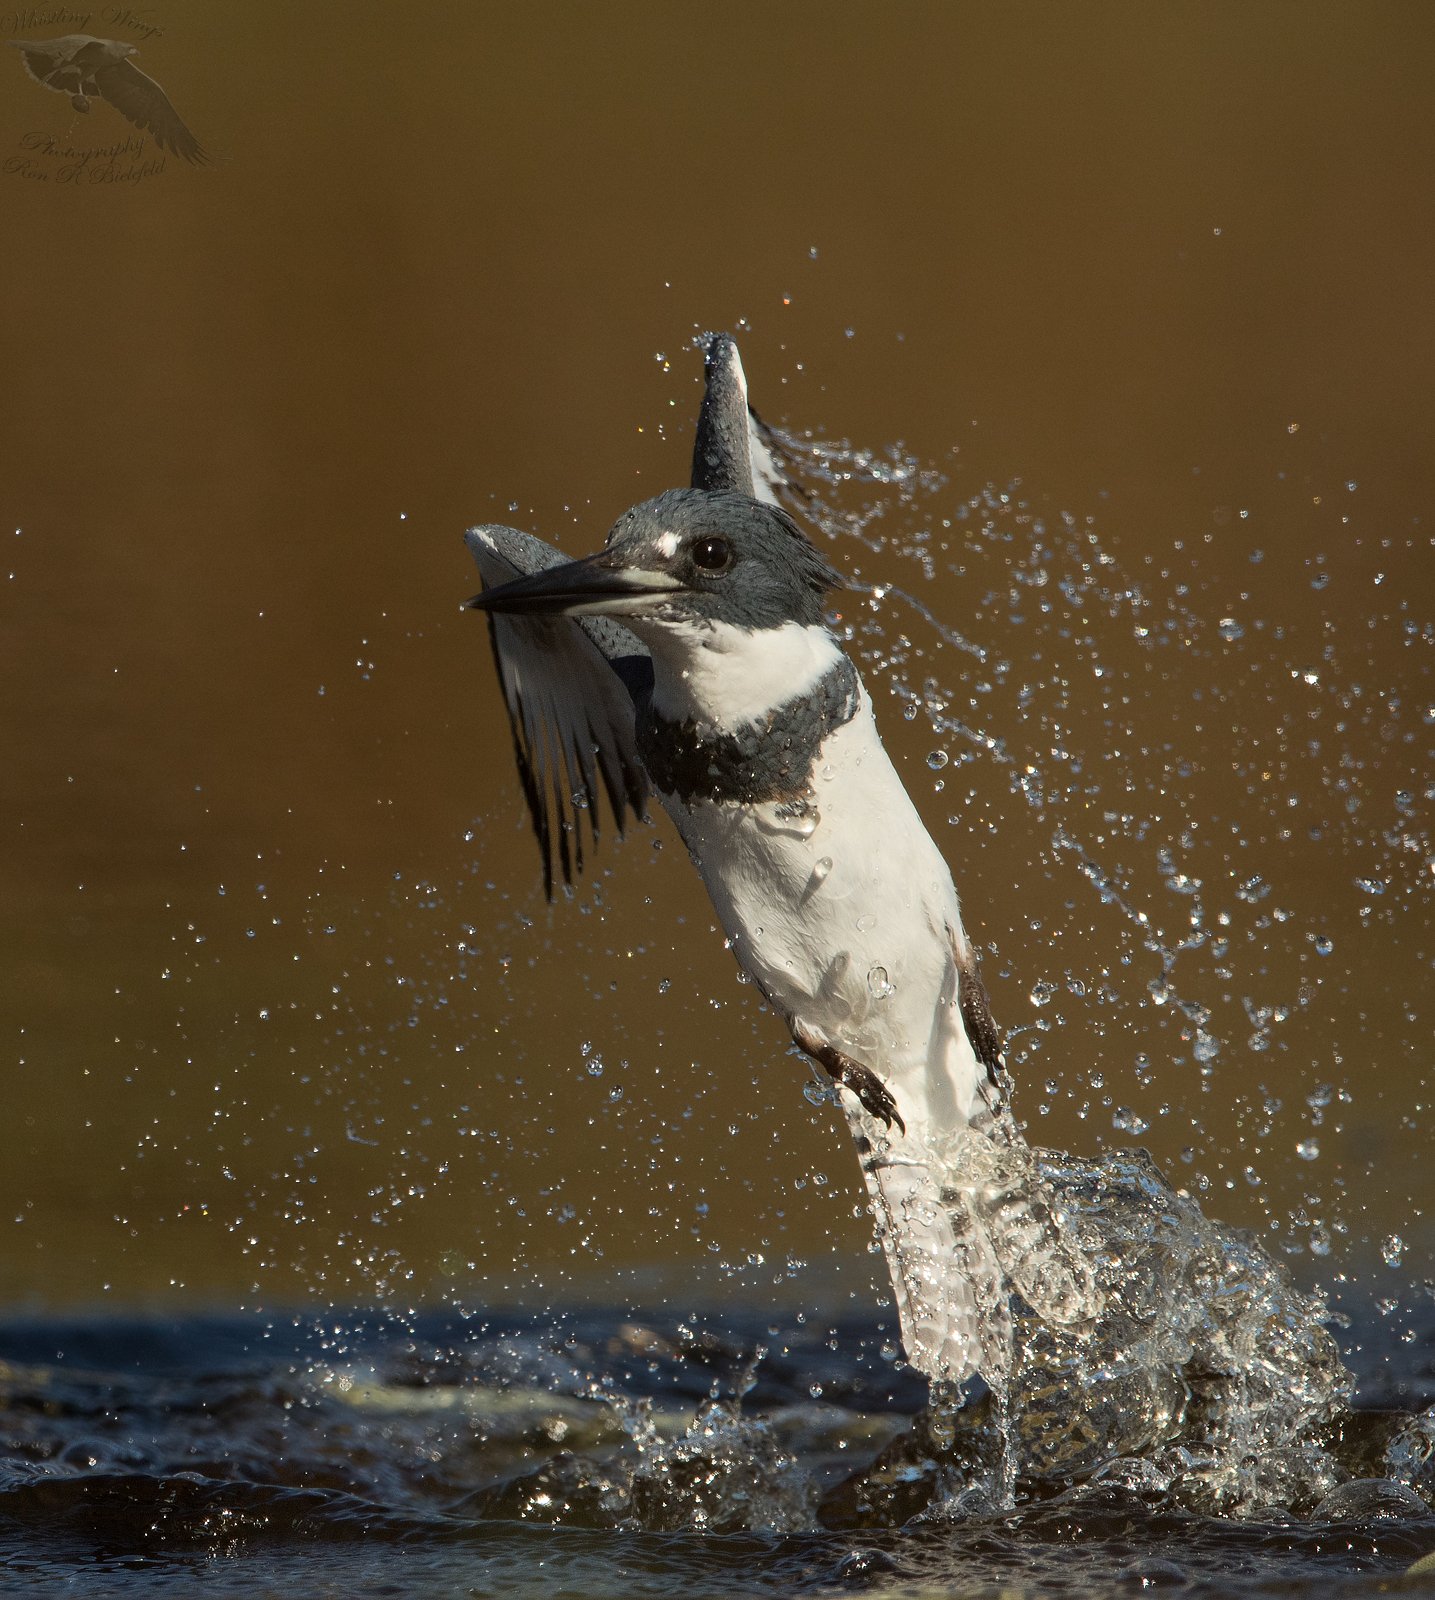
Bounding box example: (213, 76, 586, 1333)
(950, 929, 1005, 1091)
(792, 1024, 905, 1135)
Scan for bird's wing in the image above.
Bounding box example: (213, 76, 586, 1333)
(465, 523, 652, 900)
(11, 39, 72, 89)
(92, 56, 206, 163)
(690, 333, 799, 507)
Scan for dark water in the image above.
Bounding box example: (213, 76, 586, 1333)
(1, 1274, 1433, 1599)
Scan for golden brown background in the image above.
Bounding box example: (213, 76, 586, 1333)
(1, 2, 1430, 1316)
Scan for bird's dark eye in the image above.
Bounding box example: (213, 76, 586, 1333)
(691, 536, 733, 573)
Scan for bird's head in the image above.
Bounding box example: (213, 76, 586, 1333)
(466, 488, 847, 637)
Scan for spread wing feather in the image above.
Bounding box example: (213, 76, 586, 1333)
(94, 56, 206, 164)
(468, 334, 798, 899)
(11, 43, 68, 88)
(691, 333, 805, 509)
(464, 523, 652, 899)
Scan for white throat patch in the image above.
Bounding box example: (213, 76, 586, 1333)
(638, 618, 844, 729)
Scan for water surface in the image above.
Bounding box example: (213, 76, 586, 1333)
(2, 1275, 1433, 1599)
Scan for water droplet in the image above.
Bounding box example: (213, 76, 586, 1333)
(1296, 1139, 1320, 1161)
(866, 965, 894, 1000)
(760, 800, 822, 838)
(1383, 1234, 1405, 1267)
(1193, 1031, 1221, 1064)
(1112, 1106, 1149, 1135)
(855, 913, 876, 934)
(927, 749, 949, 770)
(1030, 979, 1057, 1007)
(809, 856, 833, 886)
(1312, 934, 1334, 956)
(1217, 617, 1244, 642)
(1353, 876, 1387, 896)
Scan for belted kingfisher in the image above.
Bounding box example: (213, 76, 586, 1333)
(463, 337, 1076, 1386)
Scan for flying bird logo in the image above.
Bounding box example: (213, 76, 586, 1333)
(9, 34, 206, 164)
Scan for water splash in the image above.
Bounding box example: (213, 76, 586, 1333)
(758, 413, 1430, 1276)
(621, 1395, 814, 1532)
(735, 415, 1429, 1522)
(821, 1143, 1362, 1523)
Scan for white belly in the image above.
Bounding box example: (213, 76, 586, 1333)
(657, 684, 1041, 1384)
(659, 689, 985, 1138)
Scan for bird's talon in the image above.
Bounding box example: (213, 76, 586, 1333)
(793, 1025, 905, 1136)
(851, 1068, 906, 1135)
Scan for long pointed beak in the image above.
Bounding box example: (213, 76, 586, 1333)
(464, 550, 687, 617)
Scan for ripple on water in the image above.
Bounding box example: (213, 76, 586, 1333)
(0, 1257, 1432, 1598)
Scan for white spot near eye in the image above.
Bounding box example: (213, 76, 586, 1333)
(655, 531, 680, 559)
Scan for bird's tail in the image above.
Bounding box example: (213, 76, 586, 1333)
(860, 1137, 1012, 1385)
(959, 1107, 1100, 1329)
(853, 1111, 1098, 1389)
